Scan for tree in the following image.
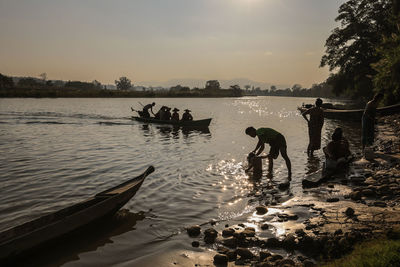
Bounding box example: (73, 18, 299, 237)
(320, 0, 393, 100)
(92, 80, 102, 89)
(39, 73, 47, 82)
(115, 77, 132, 90)
(205, 80, 220, 90)
(372, 0, 400, 105)
(230, 85, 242, 97)
(270, 85, 276, 92)
(244, 85, 251, 91)
(0, 73, 14, 88)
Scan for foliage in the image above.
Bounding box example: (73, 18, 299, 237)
(17, 77, 42, 88)
(320, 0, 393, 101)
(0, 73, 14, 88)
(115, 76, 132, 90)
(372, 0, 400, 105)
(205, 80, 220, 90)
(65, 81, 96, 90)
(323, 234, 400, 267)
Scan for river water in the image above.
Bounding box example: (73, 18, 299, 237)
(0, 97, 361, 266)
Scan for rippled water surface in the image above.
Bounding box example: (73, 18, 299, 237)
(0, 97, 361, 265)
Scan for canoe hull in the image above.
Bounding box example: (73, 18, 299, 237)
(298, 103, 400, 121)
(0, 166, 154, 262)
(132, 116, 212, 127)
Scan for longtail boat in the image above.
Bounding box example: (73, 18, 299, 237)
(0, 166, 155, 262)
(298, 103, 400, 121)
(132, 116, 212, 127)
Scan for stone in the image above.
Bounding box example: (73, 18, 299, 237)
(278, 182, 290, 190)
(265, 237, 281, 248)
(222, 228, 235, 237)
(288, 214, 299, 220)
(361, 189, 375, 197)
(217, 246, 229, 254)
(222, 237, 238, 248)
(187, 225, 201, 237)
(226, 250, 237, 261)
(236, 248, 254, 259)
(260, 251, 271, 261)
(268, 254, 283, 261)
(345, 207, 355, 217)
(191, 241, 200, 247)
(256, 206, 268, 215)
(327, 197, 339, 202)
(242, 228, 256, 237)
(261, 223, 269, 230)
(373, 201, 387, 207)
(204, 228, 218, 244)
(213, 254, 228, 265)
(280, 258, 296, 266)
(295, 228, 305, 236)
(334, 229, 343, 235)
(350, 191, 362, 201)
(282, 234, 297, 250)
(365, 177, 377, 185)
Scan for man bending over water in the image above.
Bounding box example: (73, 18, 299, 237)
(245, 126, 292, 179)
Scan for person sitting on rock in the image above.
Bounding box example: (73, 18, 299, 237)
(181, 109, 193, 121)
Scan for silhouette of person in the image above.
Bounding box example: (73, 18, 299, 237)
(245, 126, 291, 179)
(142, 102, 155, 118)
(182, 109, 193, 121)
(301, 98, 324, 156)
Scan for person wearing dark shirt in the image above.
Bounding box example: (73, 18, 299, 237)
(245, 126, 291, 179)
(323, 128, 351, 170)
(301, 98, 324, 156)
(181, 109, 193, 121)
(362, 93, 383, 151)
(142, 102, 155, 118)
(171, 108, 180, 121)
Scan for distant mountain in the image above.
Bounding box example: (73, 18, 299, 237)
(137, 78, 290, 90)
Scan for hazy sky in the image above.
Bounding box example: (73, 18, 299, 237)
(0, 0, 345, 87)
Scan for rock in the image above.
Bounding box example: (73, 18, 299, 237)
(213, 254, 228, 265)
(278, 182, 290, 190)
(268, 254, 283, 262)
(226, 250, 237, 261)
(191, 241, 200, 247)
(295, 228, 305, 236)
(261, 223, 269, 230)
(265, 237, 281, 248)
(365, 177, 377, 185)
(260, 251, 271, 261)
(280, 258, 296, 266)
(350, 191, 362, 201)
(282, 234, 297, 250)
(243, 227, 256, 237)
(256, 206, 268, 215)
(204, 228, 218, 244)
(334, 229, 343, 235)
(235, 248, 254, 259)
(373, 201, 387, 207)
(327, 197, 339, 202)
(187, 225, 201, 237)
(238, 223, 245, 228)
(222, 228, 235, 237)
(222, 237, 238, 248)
(361, 189, 375, 197)
(288, 214, 299, 220)
(259, 262, 273, 267)
(217, 247, 229, 254)
(345, 207, 355, 217)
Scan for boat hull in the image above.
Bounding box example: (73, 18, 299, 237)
(132, 116, 212, 127)
(0, 166, 154, 262)
(298, 103, 400, 121)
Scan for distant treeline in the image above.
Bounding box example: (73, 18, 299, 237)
(0, 75, 242, 98)
(242, 83, 335, 98)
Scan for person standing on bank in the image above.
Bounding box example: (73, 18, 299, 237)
(362, 93, 384, 151)
(301, 98, 324, 157)
(142, 102, 155, 118)
(245, 127, 292, 179)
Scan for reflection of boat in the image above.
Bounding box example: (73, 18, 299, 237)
(132, 116, 212, 127)
(298, 103, 400, 121)
(0, 166, 155, 262)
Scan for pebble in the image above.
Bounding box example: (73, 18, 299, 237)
(235, 248, 254, 259)
(256, 206, 268, 215)
(191, 241, 200, 247)
(345, 207, 355, 217)
(187, 225, 201, 237)
(327, 197, 339, 202)
(213, 254, 228, 265)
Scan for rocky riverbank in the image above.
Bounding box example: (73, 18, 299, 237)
(186, 114, 400, 267)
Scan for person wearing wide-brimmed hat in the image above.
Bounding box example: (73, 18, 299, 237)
(171, 108, 180, 121)
(181, 109, 193, 121)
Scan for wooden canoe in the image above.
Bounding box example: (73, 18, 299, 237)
(0, 166, 155, 262)
(132, 116, 212, 127)
(298, 102, 400, 121)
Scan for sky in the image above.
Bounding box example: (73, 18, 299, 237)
(0, 0, 345, 88)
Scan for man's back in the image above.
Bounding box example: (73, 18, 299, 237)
(256, 128, 280, 144)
